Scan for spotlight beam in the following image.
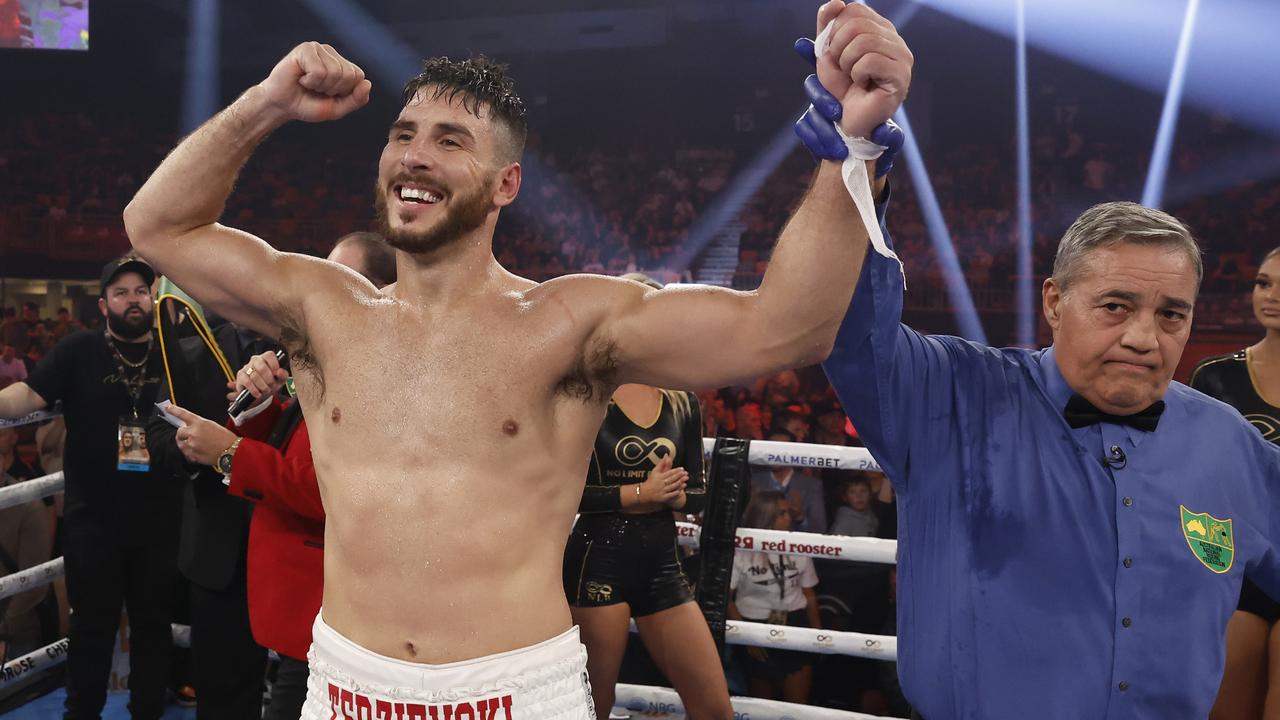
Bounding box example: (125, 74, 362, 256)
(180, 0, 220, 134)
(895, 110, 988, 343)
(1015, 0, 1033, 347)
(680, 1, 985, 342)
(1141, 0, 1201, 209)
(674, 0, 926, 276)
(295, 0, 419, 81)
(908, 0, 1279, 137)
(671, 118, 801, 273)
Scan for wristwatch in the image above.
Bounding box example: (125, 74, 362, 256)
(215, 438, 243, 476)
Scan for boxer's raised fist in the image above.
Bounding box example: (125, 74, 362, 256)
(259, 42, 373, 123)
(814, 1, 912, 139)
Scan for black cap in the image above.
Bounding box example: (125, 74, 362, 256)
(99, 257, 156, 297)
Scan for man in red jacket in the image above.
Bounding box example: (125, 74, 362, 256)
(166, 232, 394, 720)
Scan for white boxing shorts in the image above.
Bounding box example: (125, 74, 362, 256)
(301, 611, 595, 720)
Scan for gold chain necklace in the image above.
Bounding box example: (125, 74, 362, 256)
(106, 332, 150, 368)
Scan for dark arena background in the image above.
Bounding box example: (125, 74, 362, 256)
(1, 0, 1277, 718)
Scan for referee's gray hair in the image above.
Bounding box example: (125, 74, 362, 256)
(1052, 202, 1202, 293)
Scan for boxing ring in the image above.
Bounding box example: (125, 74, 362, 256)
(0, 414, 904, 720)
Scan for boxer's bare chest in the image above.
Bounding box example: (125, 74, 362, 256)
(283, 292, 609, 461)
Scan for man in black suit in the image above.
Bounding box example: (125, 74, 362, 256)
(148, 309, 272, 719)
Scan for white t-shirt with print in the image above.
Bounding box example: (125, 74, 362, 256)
(730, 550, 818, 620)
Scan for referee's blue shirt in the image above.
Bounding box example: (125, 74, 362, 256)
(822, 230, 1280, 718)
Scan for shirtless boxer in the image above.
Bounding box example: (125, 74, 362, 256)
(122, 2, 911, 716)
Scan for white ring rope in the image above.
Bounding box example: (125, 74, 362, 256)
(0, 408, 61, 429)
(0, 625, 190, 688)
(676, 522, 897, 565)
(0, 558, 62, 601)
(701, 438, 882, 473)
(614, 683, 907, 720)
(0, 471, 63, 511)
(0, 638, 69, 688)
(724, 619, 896, 660)
(626, 618, 896, 662)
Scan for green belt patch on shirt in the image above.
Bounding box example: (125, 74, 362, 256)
(1181, 505, 1235, 574)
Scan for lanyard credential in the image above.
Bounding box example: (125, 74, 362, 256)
(104, 332, 154, 420)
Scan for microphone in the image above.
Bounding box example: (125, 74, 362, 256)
(227, 350, 287, 418)
(1104, 445, 1127, 470)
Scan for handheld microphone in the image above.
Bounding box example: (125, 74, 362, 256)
(227, 350, 287, 418)
(1104, 445, 1127, 470)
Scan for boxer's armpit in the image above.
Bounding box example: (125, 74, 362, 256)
(556, 335, 617, 403)
(278, 304, 324, 400)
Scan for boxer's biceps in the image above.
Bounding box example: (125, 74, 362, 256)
(606, 285, 791, 390)
(147, 222, 307, 338)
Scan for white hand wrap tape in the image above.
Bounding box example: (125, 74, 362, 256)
(812, 19, 904, 279)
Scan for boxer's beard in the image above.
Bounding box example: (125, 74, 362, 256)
(375, 176, 497, 255)
(106, 306, 153, 340)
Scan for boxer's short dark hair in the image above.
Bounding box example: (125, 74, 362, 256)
(402, 55, 527, 164)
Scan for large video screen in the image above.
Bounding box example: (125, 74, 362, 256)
(0, 0, 89, 50)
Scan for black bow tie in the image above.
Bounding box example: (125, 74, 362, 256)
(1063, 395, 1165, 432)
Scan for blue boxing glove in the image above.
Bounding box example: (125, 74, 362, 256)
(793, 36, 904, 177)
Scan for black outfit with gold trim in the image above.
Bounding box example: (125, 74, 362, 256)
(1191, 350, 1280, 623)
(563, 390, 706, 617)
